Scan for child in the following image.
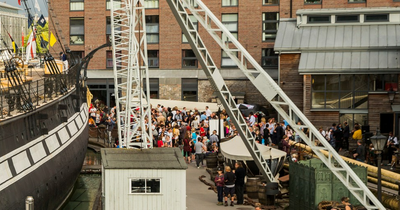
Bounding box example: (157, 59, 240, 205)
(214, 168, 224, 206)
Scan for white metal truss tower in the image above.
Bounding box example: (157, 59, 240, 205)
(166, 0, 384, 209)
(110, 0, 152, 149)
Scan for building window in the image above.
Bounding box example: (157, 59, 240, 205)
(304, 0, 321, 4)
(221, 51, 238, 67)
(262, 48, 278, 68)
(148, 50, 159, 68)
(307, 15, 330, 23)
(144, 0, 159, 8)
(336, 15, 359, 23)
(182, 15, 198, 43)
(364, 14, 389, 22)
(106, 50, 121, 69)
(146, 16, 159, 44)
(222, 0, 238, 6)
(262, 12, 279, 41)
(263, 0, 279, 5)
(143, 78, 159, 99)
(222, 14, 238, 40)
(348, 0, 365, 2)
(311, 74, 398, 110)
(70, 18, 84, 45)
(106, 0, 121, 10)
(106, 17, 111, 44)
(182, 50, 198, 68)
(70, 0, 84, 11)
(340, 113, 368, 131)
(182, 78, 198, 102)
(130, 179, 161, 194)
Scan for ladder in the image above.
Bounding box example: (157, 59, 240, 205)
(166, 0, 384, 209)
(110, 0, 152, 149)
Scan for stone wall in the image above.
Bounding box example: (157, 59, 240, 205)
(158, 78, 181, 100)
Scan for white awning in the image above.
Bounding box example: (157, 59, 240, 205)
(221, 136, 286, 161)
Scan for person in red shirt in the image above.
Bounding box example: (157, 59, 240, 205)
(200, 123, 206, 137)
(157, 137, 164, 147)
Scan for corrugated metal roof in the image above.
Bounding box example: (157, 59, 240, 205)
(298, 50, 400, 74)
(101, 148, 188, 170)
(275, 19, 400, 51)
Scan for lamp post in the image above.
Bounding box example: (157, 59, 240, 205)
(370, 129, 387, 203)
(388, 88, 396, 104)
(216, 97, 222, 142)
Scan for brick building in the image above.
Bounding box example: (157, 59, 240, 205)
(48, 0, 400, 133)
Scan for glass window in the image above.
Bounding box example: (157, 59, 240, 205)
(308, 15, 330, 23)
(148, 50, 159, 68)
(70, 18, 84, 45)
(106, 50, 121, 69)
(70, 0, 84, 11)
(144, 0, 159, 8)
(182, 78, 198, 101)
(262, 48, 278, 68)
(348, 0, 365, 2)
(263, 0, 279, 5)
(106, 0, 121, 10)
(222, 14, 238, 40)
(336, 15, 359, 22)
(340, 113, 368, 130)
(304, 0, 321, 4)
(221, 51, 238, 67)
(182, 15, 198, 43)
(364, 14, 389, 22)
(146, 16, 159, 44)
(143, 78, 159, 99)
(369, 74, 398, 91)
(182, 50, 198, 68)
(130, 179, 160, 194)
(222, 0, 238, 6)
(262, 12, 279, 41)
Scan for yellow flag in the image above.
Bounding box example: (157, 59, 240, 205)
(49, 32, 57, 47)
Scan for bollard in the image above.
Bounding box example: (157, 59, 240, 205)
(25, 196, 34, 210)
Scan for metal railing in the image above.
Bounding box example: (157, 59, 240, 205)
(0, 64, 78, 119)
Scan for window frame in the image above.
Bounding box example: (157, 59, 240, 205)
(106, 50, 121, 69)
(144, 0, 159, 8)
(304, 0, 322, 4)
(106, 0, 121, 10)
(182, 49, 198, 68)
(335, 14, 360, 23)
(143, 78, 160, 99)
(348, 0, 366, 3)
(262, 12, 279, 42)
(263, 0, 279, 5)
(364, 14, 389, 22)
(146, 15, 159, 44)
(129, 178, 161, 194)
(70, 0, 84, 11)
(261, 48, 278, 68)
(221, 50, 238, 68)
(307, 15, 331, 24)
(148, 50, 159, 68)
(182, 78, 198, 102)
(182, 14, 198, 43)
(222, 0, 238, 7)
(221, 13, 238, 41)
(70, 17, 84, 45)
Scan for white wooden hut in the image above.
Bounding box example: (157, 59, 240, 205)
(101, 147, 187, 210)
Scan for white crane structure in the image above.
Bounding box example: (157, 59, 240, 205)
(111, 0, 384, 208)
(110, 0, 152, 149)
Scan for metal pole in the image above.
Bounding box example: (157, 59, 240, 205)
(25, 196, 34, 210)
(377, 151, 382, 203)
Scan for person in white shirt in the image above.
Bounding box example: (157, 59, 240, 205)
(205, 106, 212, 119)
(387, 131, 399, 169)
(249, 112, 256, 127)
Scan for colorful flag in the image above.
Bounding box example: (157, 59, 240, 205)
(7, 32, 18, 53)
(38, 15, 46, 27)
(40, 35, 48, 49)
(28, 14, 34, 28)
(49, 32, 57, 47)
(22, 31, 24, 47)
(26, 30, 37, 62)
(18, 0, 21, 5)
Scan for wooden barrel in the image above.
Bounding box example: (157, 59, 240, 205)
(258, 184, 267, 205)
(206, 153, 218, 168)
(217, 153, 224, 164)
(245, 177, 259, 199)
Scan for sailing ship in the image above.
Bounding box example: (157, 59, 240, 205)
(0, 1, 95, 209)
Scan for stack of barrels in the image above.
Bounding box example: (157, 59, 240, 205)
(245, 177, 263, 199)
(206, 152, 222, 181)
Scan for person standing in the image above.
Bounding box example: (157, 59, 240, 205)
(353, 140, 365, 162)
(352, 124, 362, 141)
(223, 166, 236, 207)
(194, 138, 206, 168)
(341, 197, 354, 210)
(234, 162, 246, 205)
(60, 52, 69, 74)
(343, 121, 350, 150)
(214, 168, 224, 206)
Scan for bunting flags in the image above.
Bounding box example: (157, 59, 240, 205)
(28, 14, 34, 29)
(7, 32, 18, 53)
(18, 0, 21, 5)
(26, 30, 37, 62)
(38, 14, 46, 27)
(22, 31, 24, 47)
(40, 35, 48, 49)
(35, 0, 41, 12)
(49, 32, 57, 47)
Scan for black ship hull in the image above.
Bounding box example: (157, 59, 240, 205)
(0, 90, 88, 210)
